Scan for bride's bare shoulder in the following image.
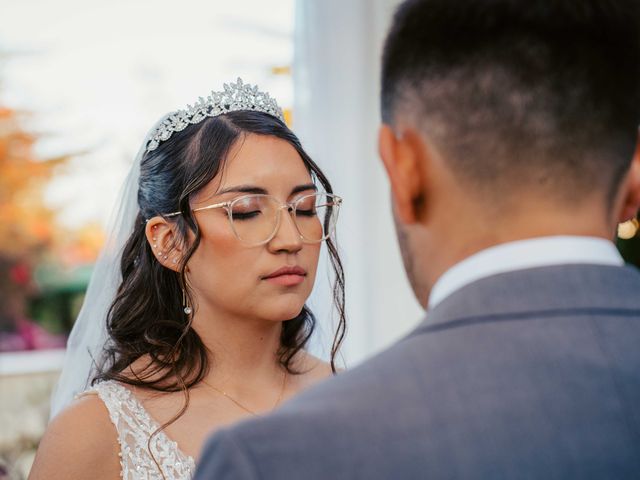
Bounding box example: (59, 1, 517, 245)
(293, 351, 341, 387)
(29, 393, 120, 480)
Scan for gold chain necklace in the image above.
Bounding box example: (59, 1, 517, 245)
(201, 369, 287, 416)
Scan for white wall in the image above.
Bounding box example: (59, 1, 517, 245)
(294, 0, 424, 366)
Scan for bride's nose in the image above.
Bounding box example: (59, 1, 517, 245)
(267, 209, 303, 253)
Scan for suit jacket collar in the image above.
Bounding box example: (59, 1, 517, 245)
(412, 263, 640, 336)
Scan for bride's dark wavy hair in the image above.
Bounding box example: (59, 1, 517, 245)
(93, 110, 346, 413)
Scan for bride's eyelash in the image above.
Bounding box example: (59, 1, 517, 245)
(232, 211, 261, 220)
(296, 209, 316, 217)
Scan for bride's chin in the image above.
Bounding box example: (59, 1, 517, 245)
(259, 301, 307, 323)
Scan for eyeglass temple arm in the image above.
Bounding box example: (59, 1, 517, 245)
(164, 201, 230, 218)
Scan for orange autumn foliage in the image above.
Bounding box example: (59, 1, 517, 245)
(0, 107, 62, 257)
(0, 106, 105, 267)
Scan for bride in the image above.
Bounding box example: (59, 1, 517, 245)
(29, 79, 345, 480)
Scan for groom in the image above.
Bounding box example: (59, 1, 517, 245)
(196, 0, 640, 478)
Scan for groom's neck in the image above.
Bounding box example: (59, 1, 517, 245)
(412, 195, 615, 306)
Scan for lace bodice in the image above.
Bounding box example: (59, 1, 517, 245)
(87, 380, 195, 479)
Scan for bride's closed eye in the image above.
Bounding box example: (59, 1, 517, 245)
(295, 208, 317, 217)
(232, 210, 262, 220)
(230, 197, 266, 220)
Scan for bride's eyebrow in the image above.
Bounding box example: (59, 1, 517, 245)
(216, 183, 317, 196)
(290, 183, 317, 195)
(217, 185, 267, 195)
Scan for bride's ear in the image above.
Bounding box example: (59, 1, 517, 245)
(145, 216, 184, 272)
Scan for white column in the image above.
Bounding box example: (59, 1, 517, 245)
(294, 0, 423, 366)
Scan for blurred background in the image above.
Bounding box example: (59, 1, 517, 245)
(1, 0, 639, 478)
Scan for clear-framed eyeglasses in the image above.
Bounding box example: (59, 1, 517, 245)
(165, 192, 342, 247)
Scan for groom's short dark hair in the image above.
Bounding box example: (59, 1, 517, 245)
(381, 0, 640, 206)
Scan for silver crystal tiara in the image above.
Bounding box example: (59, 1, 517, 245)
(146, 78, 285, 152)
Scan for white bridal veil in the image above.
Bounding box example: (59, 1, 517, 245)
(49, 117, 168, 419)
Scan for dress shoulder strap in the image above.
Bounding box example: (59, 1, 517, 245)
(89, 380, 195, 480)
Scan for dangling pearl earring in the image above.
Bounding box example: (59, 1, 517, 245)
(183, 288, 192, 315)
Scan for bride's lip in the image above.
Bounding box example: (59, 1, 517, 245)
(262, 266, 307, 286)
(265, 274, 306, 286)
(262, 265, 307, 280)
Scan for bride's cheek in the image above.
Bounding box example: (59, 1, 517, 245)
(189, 233, 245, 288)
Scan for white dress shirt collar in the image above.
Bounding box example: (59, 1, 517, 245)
(428, 236, 624, 310)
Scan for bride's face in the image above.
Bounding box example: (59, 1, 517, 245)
(185, 133, 321, 323)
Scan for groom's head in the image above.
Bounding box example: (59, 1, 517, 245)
(378, 0, 640, 307)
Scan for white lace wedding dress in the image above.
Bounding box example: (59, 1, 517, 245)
(80, 381, 196, 479)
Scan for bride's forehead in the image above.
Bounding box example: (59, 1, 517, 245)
(195, 136, 313, 198)
(228, 134, 304, 166)
(220, 135, 311, 181)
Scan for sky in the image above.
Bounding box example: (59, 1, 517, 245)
(1, 0, 294, 228)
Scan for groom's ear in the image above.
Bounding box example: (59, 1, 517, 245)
(616, 137, 640, 225)
(378, 124, 428, 225)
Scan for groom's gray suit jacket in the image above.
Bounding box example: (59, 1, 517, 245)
(195, 264, 640, 479)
